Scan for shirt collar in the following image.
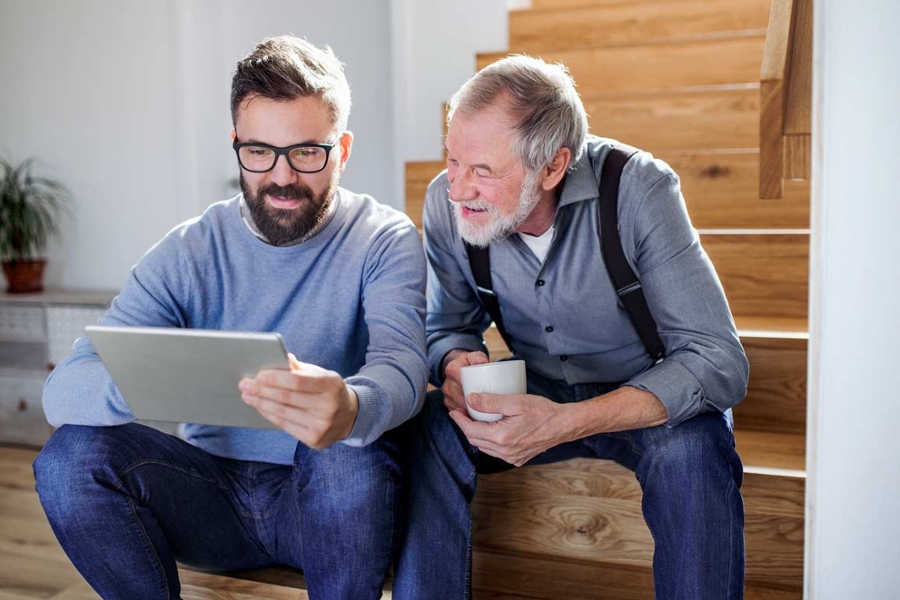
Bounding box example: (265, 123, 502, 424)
(557, 141, 602, 209)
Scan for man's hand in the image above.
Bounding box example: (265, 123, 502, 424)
(441, 350, 490, 412)
(448, 392, 571, 467)
(239, 354, 359, 449)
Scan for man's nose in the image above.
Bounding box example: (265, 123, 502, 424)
(269, 154, 299, 186)
(448, 169, 477, 202)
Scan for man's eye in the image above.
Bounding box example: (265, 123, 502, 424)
(248, 148, 271, 157)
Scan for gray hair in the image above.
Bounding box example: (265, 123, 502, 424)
(231, 36, 351, 133)
(447, 55, 588, 173)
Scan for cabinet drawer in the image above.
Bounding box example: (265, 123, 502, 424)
(0, 371, 53, 446)
(0, 305, 45, 340)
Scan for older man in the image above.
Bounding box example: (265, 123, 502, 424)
(394, 55, 748, 600)
(34, 36, 426, 599)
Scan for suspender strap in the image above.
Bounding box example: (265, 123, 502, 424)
(464, 243, 516, 353)
(599, 145, 666, 362)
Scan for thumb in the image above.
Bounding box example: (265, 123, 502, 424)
(468, 392, 501, 413)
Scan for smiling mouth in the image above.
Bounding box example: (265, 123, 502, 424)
(267, 195, 303, 209)
(461, 205, 490, 217)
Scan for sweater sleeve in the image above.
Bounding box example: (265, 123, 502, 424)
(341, 218, 428, 446)
(42, 232, 192, 427)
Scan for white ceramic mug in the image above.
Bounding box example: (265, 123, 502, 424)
(460, 360, 527, 422)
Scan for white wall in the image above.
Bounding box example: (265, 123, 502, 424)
(0, 0, 395, 291)
(391, 0, 509, 211)
(806, 0, 900, 597)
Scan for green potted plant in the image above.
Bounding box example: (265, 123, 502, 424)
(0, 156, 71, 293)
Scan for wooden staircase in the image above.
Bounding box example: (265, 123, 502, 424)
(405, 0, 810, 598)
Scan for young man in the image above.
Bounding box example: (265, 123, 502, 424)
(393, 55, 749, 600)
(34, 36, 426, 599)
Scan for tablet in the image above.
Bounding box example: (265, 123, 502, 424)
(85, 325, 290, 429)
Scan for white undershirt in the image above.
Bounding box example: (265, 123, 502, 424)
(518, 226, 554, 263)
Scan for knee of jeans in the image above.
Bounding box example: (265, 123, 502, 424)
(34, 425, 119, 513)
(638, 415, 740, 489)
(294, 439, 400, 509)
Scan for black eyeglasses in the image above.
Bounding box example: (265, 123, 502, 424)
(232, 138, 339, 173)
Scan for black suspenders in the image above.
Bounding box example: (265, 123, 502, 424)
(464, 144, 666, 363)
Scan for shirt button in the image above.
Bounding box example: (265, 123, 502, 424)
(536, 279, 545, 287)
(545, 325, 554, 333)
(560, 355, 568, 362)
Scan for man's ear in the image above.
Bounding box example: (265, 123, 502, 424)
(230, 130, 237, 141)
(338, 131, 354, 172)
(541, 147, 572, 191)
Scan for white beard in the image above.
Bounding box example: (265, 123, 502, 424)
(452, 170, 543, 248)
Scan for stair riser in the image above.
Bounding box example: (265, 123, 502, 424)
(477, 35, 766, 95)
(511, 0, 770, 54)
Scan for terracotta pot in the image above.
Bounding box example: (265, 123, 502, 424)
(2, 259, 46, 294)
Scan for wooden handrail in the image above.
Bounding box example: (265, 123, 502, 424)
(759, 0, 812, 199)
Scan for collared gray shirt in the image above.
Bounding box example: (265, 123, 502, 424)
(423, 135, 749, 427)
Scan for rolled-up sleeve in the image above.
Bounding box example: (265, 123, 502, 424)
(622, 171, 749, 427)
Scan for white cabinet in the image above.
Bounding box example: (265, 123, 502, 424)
(0, 290, 114, 446)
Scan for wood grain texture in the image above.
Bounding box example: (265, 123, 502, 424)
(472, 551, 801, 600)
(473, 455, 803, 591)
(738, 430, 805, 472)
(584, 85, 761, 152)
(510, 0, 769, 53)
(784, 134, 810, 180)
(701, 233, 809, 321)
(735, 335, 807, 435)
(784, 0, 812, 134)
(759, 0, 795, 198)
(477, 34, 766, 96)
(666, 152, 810, 229)
(759, 76, 785, 198)
(405, 154, 811, 232)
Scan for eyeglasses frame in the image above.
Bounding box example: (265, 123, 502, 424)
(232, 137, 340, 174)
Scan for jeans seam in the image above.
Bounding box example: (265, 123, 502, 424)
(116, 459, 265, 521)
(127, 496, 170, 599)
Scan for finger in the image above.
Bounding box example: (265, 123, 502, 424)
(442, 382, 465, 411)
(448, 409, 499, 440)
(466, 392, 505, 414)
(253, 369, 339, 394)
(463, 352, 490, 367)
(242, 392, 311, 425)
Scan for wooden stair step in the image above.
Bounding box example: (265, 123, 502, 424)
(473, 454, 803, 596)
(736, 333, 807, 435)
(525, 0, 730, 11)
(405, 156, 810, 231)
(582, 84, 760, 152)
(701, 232, 809, 322)
(509, 0, 770, 54)
(476, 34, 766, 95)
(472, 550, 800, 599)
(179, 568, 316, 600)
(737, 429, 805, 474)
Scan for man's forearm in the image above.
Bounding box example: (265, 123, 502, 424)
(562, 386, 669, 441)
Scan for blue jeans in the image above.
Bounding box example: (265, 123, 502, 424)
(393, 370, 745, 600)
(33, 422, 402, 600)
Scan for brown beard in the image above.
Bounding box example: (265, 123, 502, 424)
(240, 175, 336, 246)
